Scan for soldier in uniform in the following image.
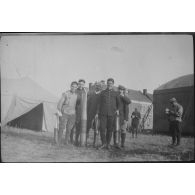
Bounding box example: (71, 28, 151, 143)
(165, 97, 183, 146)
(97, 78, 120, 149)
(131, 108, 141, 138)
(113, 85, 131, 148)
(74, 79, 86, 146)
(57, 81, 79, 145)
(86, 82, 101, 146)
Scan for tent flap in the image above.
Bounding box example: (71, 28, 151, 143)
(2, 77, 58, 132)
(8, 103, 44, 131)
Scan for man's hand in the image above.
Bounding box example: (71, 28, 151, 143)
(95, 114, 98, 119)
(56, 110, 62, 117)
(120, 91, 124, 96)
(83, 87, 88, 94)
(116, 110, 119, 115)
(169, 110, 175, 115)
(165, 108, 170, 114)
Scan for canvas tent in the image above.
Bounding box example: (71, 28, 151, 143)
(153, 74, 194, 135)
(1, 77, 58, 132)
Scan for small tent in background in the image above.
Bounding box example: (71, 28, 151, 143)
(1, 77, 58, 132)
(153, 74, 194, 135)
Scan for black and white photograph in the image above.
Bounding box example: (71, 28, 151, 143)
(0, 33, 194, 162)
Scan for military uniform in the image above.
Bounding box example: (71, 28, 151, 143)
(86, 91, 101, 140)
(98, 88, 120, 147)
(113, 91, 131, 147)
(167, 100, 183, 145)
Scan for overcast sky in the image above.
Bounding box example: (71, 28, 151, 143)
(0, 34, 193, 97)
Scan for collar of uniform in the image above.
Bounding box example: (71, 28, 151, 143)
(106, 88, 113, 91)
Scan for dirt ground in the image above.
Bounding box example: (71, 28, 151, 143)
(1, 126, 194, 162)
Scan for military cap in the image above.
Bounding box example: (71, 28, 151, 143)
(118, 85, 125, 90)
(169, 97, 177, 103)
(78, 79, 85, 83)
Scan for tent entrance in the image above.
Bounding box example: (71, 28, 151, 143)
(7, 103, 44, 131)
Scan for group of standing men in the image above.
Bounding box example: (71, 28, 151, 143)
(56, 78, 184, 149)
(57, 78, 132, 149)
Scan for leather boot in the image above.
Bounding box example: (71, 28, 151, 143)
(172, 135, 176, 145)
(121, 133, 126, 148)
(113, 131, 117, 145)
(176, 135, 180, 146)
(74, 133, 80, 146)
(106, 131, 113, 146)
(113, 131, 121, 149)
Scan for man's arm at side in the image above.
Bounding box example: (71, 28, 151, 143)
(96, 92, 102, 116)
(76, 93, 81, 111)
(57, 93, 66, 113)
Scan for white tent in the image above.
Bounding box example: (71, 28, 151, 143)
(1, 77, 58, 132)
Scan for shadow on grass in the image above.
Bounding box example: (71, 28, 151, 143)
(107, 147, 194, 161)
(2, 128, 54, 145)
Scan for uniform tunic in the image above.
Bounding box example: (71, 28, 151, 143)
(118, 94, 131, 123)
(75, 88, 84, 122)
(87, 91, 101, 130)
(98, 88, 120, 145)
(99, 88, 120, 116)
(118, 94, 131, 132)
(168, 103, 183, 122)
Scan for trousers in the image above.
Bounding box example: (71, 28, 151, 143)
(169, 121, 182, 145)
(99, 115, 115, 145)
(75, 119, 81, 145)
(59, 113, 75, 144)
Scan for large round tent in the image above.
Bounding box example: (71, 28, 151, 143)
(153, 74, 194, 135)
(1, 77, 58, 132)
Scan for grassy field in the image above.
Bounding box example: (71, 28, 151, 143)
(1, 126, 194, 162)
